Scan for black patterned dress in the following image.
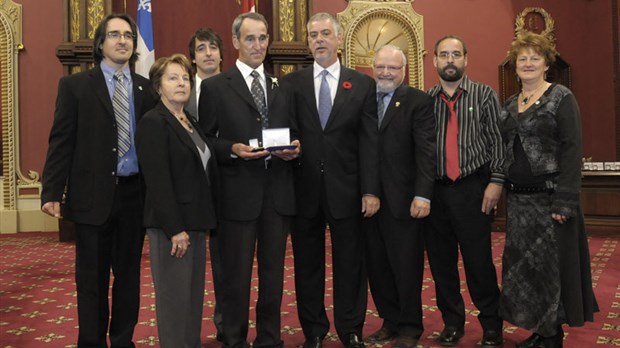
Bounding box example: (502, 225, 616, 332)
(498, 84, 598, 336)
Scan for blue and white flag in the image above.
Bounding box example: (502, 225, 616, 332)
(136, 0, 154, 78)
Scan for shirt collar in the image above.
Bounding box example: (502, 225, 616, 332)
(428, 75, 472, 97)
(236, 59, 265, 79)
(313, 59, 340, 79)
(100, 61, 130, 82)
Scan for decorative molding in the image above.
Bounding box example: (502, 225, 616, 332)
(338, 1, 425, 89)
(0, 0, 25, 211)
(70, 0, 80, 42)
(87, 0, 105, 39)
(515, 7, 555, 46)
(278, 0, 294, 42)
(280, 64, 294, 75)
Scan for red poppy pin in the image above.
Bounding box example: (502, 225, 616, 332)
(342, 81, 352, 89)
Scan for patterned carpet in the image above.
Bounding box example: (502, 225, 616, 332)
(0, 231, 618, 347)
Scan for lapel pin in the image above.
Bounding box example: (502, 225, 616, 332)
(395, 102, 400, 107)
(468, 106, 474, 112)
(138, 86, 143, 91)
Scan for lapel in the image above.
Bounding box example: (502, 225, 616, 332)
(380, 85, 407, 131)
(265, 73, 279, 108)
(91, 66, 114, 118)
(186, 83, 198, 120)
(131, 72, 148, 121)
(299, 67, 322, 130)
(158, 103, 203, 161)
(327, 66, 354, 129)
(227, 65, 261, 114)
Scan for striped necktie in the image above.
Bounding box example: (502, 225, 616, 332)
(112, 70, 131, 156)
(250, 70, 268, 128)
(377, 92, 388, 128)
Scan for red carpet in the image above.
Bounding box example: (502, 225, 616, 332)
(0, 232, 618, 347)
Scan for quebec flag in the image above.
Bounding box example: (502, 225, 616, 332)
(136, 0, 154, 78)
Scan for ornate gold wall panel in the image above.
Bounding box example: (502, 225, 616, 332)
(338, 0, 425, 89)
(268, 0, 313, 76)
(1, 0, 24, 211)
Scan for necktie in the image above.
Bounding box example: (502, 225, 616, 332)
(250, 70, 268, 128)
(377, 92, 388, 128)
(318, 70, 332, 129)
(439, 89, 464, 181)
(112, 70, 131, 157)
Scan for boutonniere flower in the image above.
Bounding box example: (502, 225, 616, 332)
(138, 85, 143, 91)
(342, 81, 352, 89)
(270, 77, 279, 89)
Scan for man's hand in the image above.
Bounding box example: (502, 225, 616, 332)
(232, 143, 269, 159)
(41, 201, 62, 218)
(171, 231, 190, 258)
(481, 182, 503, 215)
(362, 195, 380, 217)
(410, 199, 430, 219)
(270, 139, 301, 161)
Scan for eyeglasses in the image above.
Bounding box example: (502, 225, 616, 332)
(373, 65, 404, 72)
(106, 31, 135, 41)
(437, 51, 464, 60)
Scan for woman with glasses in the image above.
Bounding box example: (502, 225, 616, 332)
(498, 32, 598, 348)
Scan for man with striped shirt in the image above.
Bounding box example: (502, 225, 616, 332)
(425, 35, 505, 348)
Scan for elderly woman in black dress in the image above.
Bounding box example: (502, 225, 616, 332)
(136, 54, 217, 348)
(498, 32, 598, 348)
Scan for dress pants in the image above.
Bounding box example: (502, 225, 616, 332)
(208, 230, 224, 334)
(74, 178, 144, 348)
(364, 202, 424, 337)
(219, 175, 290, 348)
(424, 173, 502, 332)
(291, 180, 367, 343)
(148, 229, 207, 348)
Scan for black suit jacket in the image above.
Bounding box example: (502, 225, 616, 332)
(186, 83, 199, 121)
(283, 65, 380, 219)
(41, 65, 157, 225)
(198, 65, 295, 221)
(378, 84, 437, 219)
(136, 102, 217, 238)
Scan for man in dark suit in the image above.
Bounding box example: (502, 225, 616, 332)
(198, 12, 299, 348)
(186, 27, 223, 120)
(282, 12, 380, 348)
(40, 13, 157, 348)
(363, 45, 436, 348)
(186, 26, 225, 341)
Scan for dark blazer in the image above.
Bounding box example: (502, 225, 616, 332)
(41, 65, 157, 225)
(283, 65, 380, 219)
(186, 83, 199, 121)
(136, 102, 217, 238)
(198, 65, 295, 221)
(378, 84, 437, 219)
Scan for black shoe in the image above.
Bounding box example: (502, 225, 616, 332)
(298, 336, 323, 348)
(392, 335, 419, 348)
(365, 327, 396, 344)
(437, 326, 464, 347)
(540, 328, 564, 348)
(516, 333, 542, 348)
(345, 333, 365, 348)
(480, 330, 503, 348)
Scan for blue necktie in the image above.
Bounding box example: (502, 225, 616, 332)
(318, 70, 332, 130)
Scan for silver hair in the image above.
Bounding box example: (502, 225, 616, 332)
(232, 12, 268, 38)
(374, 45, 408, 67)
(307, 12, 342, 35)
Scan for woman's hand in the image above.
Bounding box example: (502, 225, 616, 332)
(551, 213, 569, 224)
(170, 231, 190, 258)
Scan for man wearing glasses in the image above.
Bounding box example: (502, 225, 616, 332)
(41, 13, 157, 347)
(363, 45, 436, 348)
(425, 35, 505, 348)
